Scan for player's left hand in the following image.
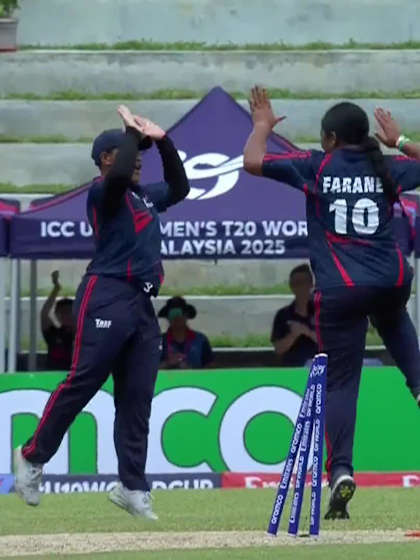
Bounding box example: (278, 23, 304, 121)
(118, 105, 143, 133)
(133, 115, 166, 141)
(249, 86, 286, 130)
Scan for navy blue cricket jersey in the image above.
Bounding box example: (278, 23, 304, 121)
(263, 149, 420, 289)
(85, 131, 189, 295)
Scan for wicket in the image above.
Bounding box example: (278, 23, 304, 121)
(267, 353, 327, 537)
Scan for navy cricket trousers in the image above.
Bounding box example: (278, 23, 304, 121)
(23, 275, 161, 491)
(315, 284, 420, 484)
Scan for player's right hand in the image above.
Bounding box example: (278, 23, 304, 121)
(374, 108, 401, 148)
(117, 105, 144, 134)
(249, 86, 285, 130)
(133, 115, 166, 141)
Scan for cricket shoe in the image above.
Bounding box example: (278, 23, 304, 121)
(324, 474, 356, 520)
(109, 482, 158, 520)
(13, 446, 43, 507)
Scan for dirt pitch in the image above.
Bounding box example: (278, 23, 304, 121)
(1, 530, 419, 557)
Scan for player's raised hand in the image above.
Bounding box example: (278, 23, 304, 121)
(249, 86, 285, 130)
(374, 108, 401, 148)
(51, 270, 61, 291)
(117, 105, 143, 133)
(133, 115, 166, 141)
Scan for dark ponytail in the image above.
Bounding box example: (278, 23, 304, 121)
(322, 102, 398, 202)
(361, 136, 398, 202)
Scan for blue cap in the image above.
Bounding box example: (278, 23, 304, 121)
(91, 128, 152, 167)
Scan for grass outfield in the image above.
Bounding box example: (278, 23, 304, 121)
(3, 488, 420, 534)
(1, 544, 420, 560)
(1, 488, 420, 558)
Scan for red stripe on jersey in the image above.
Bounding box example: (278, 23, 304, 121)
(23, 275, 98, 460)
(314, 153, 333, 217)
(134, 213, 153, 233)
(325, 429, 333, 482)
(326, 239, 355, 287)
(326, 231, 372, 246)
(393, 155, 417, 162)
(314, 291, 323, 351)
(125, 192, 153, 234)
(92, 206, 99, 238)
(263, 151, 312, 162)
(314, 153, 333, 193)
(395, 244, 404, 287)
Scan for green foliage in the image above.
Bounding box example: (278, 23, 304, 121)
(0, 134, 91, 143)
(0, 182, 73, 194)
(3, 88, 420, 101)
(0, 0, 19, 18)
(19, 39, 420, 51)
(0, 89, 209, 101)
(160, 284, 291, 296)
(209, 334, 271, 348)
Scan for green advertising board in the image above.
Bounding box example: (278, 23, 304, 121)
(0, 367, 418, 475)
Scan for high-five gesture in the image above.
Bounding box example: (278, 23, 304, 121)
(374, 108, 420, 159)
(244, 86, 285, 175)
(133, 116, 166, 141)
(249, 86, 285, 130)
(374, 108, 401, 148)
(117, 105, 143, 134)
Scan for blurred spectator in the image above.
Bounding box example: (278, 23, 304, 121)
(41, 271, 75, 370)
(271, 264, 317, 366)
(159, 296, 213, 369)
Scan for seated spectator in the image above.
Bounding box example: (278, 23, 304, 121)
(271, 264, 318, 366)
(159, 296, 213, 369)
(41, 271, 75, 370)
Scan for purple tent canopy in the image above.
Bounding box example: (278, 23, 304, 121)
(10, 183, 94, 259)
(8, 87, 415, 259)
(0, 217, 7, 257)
(141, 87, 307, 259)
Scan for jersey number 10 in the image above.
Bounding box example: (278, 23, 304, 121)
(329, 198, 379, 235)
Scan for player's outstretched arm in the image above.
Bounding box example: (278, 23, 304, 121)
(375, 108, 420, 160)
(243, 86, 285, 175)
(134, 116, 190, 206)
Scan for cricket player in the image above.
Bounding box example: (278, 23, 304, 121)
(14, 105, 189, 519)
(244, 87, 420, 520)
